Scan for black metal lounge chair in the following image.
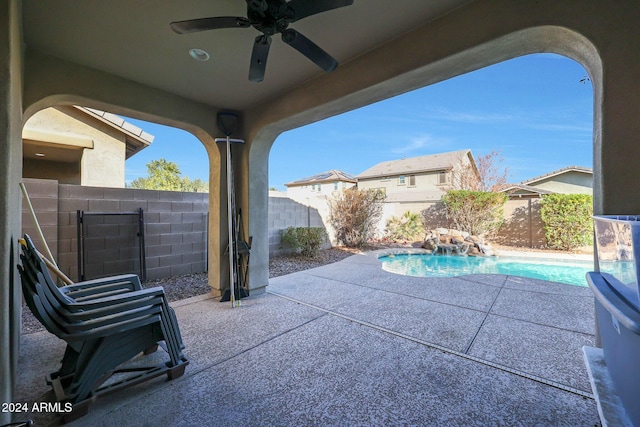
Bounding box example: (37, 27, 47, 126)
(18, 235, 188, 422)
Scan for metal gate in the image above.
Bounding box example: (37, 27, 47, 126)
(77, 208, 146, 281)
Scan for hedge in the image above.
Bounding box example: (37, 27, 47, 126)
(540, 193, 593, 250)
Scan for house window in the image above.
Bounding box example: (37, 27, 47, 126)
(398, 175, 405, 185)
(438, 171, 448, 184)
(409, 175, 416, 187)
(311, 184, 315, 191)
(317, 183, 321, 192)
(381, 176, 390, 182)
(334, 181, 338, 190)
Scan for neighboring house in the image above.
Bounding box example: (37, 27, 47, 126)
(285, 170, 357, 202)
(356, 150, 478, 227)
(23, 106, 153, 188)
(356, 150, 478, 201)
(284, 170, 356, 245)
(497, 166, 593, 248)
(503, 166, 593, 197)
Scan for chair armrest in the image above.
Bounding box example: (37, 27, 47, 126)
(62, 305, 163, 333)
(61, 287, 172, 321)
(63, 274, 143, 299)
(60, 293, 167, 321)
(72, 287, 135, 302)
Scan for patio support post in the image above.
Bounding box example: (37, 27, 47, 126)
(204, 138, 226, 297)
(0, 1, 23, 424)
(244, 133, 271, 295)
(592, 42, 640, 216)
(590, 17, 640, 346)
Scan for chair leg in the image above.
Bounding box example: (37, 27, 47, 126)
(61, 398, 92, 424)
(167, 362, 187, 380)
(143, 344, 159, 355)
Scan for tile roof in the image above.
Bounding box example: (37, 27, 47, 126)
(76, 106, 154, 158)
(501, 184, 555, 195)
(285, 170, 357, 187)
(521, 166, 592, 185)
(356, 150, 473, 179)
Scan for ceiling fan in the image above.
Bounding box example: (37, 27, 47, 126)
(170, 0, 354, 82)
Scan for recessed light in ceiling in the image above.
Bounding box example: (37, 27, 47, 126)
(189, 48, 210, 61)
(35, 153, 45, 157)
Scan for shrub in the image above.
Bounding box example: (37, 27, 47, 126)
(540, 194, 593, 250)
(328, 188, 385, 247)
(280, 227, 327, 257)
(442, 190, 507, 237)
(385, 211, 424, 242)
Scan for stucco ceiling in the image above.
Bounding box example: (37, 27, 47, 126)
(22, 1, 470, 111)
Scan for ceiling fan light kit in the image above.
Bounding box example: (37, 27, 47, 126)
(170, 0, 354, 82)
(188, 48, 210, 61)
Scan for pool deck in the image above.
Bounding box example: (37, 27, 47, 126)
(495, 247, 594, 262)
(15, 251, 600, 426)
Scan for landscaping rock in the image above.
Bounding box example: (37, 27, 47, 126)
(422, 228, 494, 257)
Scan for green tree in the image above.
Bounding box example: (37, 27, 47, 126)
(181, 177, 209, 193)
(385, 211, 424, 242)
(442, 190, 507, 236)
(129, 159, 208, 192)
(540, 194, 593, 250)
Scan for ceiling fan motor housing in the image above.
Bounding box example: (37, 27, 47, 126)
(247, 0, 293, 36)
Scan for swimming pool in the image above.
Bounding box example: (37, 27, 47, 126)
(379, 253, 598, 286)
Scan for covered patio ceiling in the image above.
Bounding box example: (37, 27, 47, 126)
(22, 0, 470, 112)
(5, 2, 640, 425)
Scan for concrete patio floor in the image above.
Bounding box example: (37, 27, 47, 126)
(15, 251, 600, 426)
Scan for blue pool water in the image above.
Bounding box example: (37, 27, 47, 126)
(379, 253, 598, 286)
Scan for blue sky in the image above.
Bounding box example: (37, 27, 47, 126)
(125, 53, 593, 190)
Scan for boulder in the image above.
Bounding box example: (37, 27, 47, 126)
(421, 238, 438, 252)
(422, 226, 495, 257)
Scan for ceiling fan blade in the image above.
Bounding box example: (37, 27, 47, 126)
(249, 35, 271, 82)
(287, 0, 354, 22)
(170, 17, 250, 34)
(281, 29, 338, 72)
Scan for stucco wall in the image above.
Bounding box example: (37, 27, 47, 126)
(369, 198, 547, 248)
(494, 198, 546, 248)
(23, 107, 127, 187)
(23, 157, 81, 184)
(529, 172, 593, 195)
(358, 170, 449, 199)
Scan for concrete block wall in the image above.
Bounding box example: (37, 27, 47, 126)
(21, 178, 59, 264)
(268, 194, 324, 256)
(22, 179, 208, 282)
(21, 180, 338, 283)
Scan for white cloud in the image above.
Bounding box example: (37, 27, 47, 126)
(421, 107, 517, 123)
(525, 122, 592, 133)
(391, 134, 450, 154)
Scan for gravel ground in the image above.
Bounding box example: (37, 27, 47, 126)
(20, 247, 357, 335)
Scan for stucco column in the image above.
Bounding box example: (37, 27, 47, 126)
(593, 32, 640, 216)
(216, 128, 269, 296)
(244, 132, 272, 295)
(0, 1, 23, 423)
(203, 139, 225, 297)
